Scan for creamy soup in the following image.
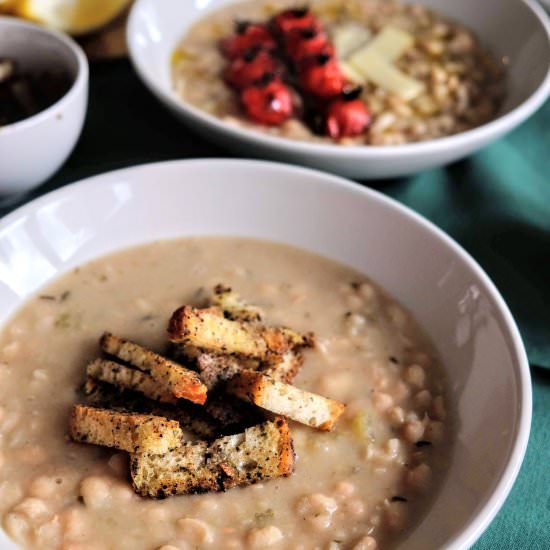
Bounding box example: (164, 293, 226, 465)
(0, 238, 450, 550)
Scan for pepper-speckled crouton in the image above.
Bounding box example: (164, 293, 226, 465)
(87, 358, 178, 404)
(130, 418, 294, 498)
(69, 404, 183, 454)
(212, 284, 264, 323)
(227, 370, 345, 431)
(168, 306, 312, 359)
(82, 380, 221, 440)
(261, 350, 305, 384)
(100, 333, 207, 404)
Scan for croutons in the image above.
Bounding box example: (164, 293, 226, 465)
(86, 358, 177, 404)
(212, 284, 264, 323)
(130, 418, 294, 498)
(100, 333, 207, 404)
(168, 306, 312, 359)
(227, 370, 345, 431)
(261, 349, 304, 383)
(69, 405, 183, 454)
(69, 285, 344, 500)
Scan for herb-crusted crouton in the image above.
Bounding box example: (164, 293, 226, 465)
(261, 350, 305, 383)
(82, 381, 221, 440)
(227, 371, 345, 431)
(87, 358, 178, 404)
(168, 306, 312, 359)
(100, 333, 207, 404)
(130, 418, 294, 498)
(212, 284, 264, 323)
(69, 404, 183, 454)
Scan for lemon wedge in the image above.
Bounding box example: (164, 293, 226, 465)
(15, 0, 131, 35)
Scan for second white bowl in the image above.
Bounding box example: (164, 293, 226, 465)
(127, 0, 550, 179)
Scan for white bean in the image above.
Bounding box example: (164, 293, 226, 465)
(79, 476, 112, 510)
(403, 420, 425, 443)
(345, 498, 366, 518)
(373, 392, 393, 412)
(358, 283, 376, 301)
(414, 390, 432, 410)
(333, 480, 355, 499)
(424, 420, 444, 443)
(247, 525, 283, 548)
(33, 516, 61, 548)
(297, 493, 338, 530)
(405, 365, 426, 388)
(13, 497, 51, 523)
(352, 535, 378, 550)
(412, 352, 432, 368)
(176, 518, 213, 545)
(3, 512, 30, 544)
(29, 476, 60, 499)
(388, 406, 405, 427)
(60, 506, 88, 541)
(384, 438, 402, 459)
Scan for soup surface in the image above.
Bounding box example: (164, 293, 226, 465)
(0, 238, 450, 550)
(172, 0, 505, 145)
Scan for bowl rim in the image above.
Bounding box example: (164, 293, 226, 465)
(0, 158, 533, 549)
(0, 15, 89, 137)
(127, 0, 550, 158)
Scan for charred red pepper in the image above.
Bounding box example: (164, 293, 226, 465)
(298, 53, 345, 99)
(240, 74, 293, 126)
(325, 87, 371, 138)
(221, 21, 276, 59)
(224, 48, 280, 89)
(272, 7, 321, 36)
(285, 28, 334, 63)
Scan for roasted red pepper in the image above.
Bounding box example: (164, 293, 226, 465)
(224, 48, 279, 89)
(285, 28, 334, 63)
(240, 75, 293, 126)
(325, 88, 371, 138)
(221, 21, 276, 59)
(272, 7, 321, 36)
(298, 53, 345, 99)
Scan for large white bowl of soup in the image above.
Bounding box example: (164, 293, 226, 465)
(126, 0, 550, 178)
(0, 159, 531, 549)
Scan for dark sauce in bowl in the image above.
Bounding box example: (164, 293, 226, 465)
(0, 58, 72, 127)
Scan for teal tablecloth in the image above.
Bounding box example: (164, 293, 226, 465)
(1, 60, 549, 548)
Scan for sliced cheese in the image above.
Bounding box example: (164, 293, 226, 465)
(348, 50, 425, 101)
(362, 26, 415, 63)
(331, 22, 372, 59)
(340, 61, 366, 84)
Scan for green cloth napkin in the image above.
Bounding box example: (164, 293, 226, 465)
(473, 368, 550, 549)
(1, 60, 548, 548)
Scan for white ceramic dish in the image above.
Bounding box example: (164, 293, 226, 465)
(127, 0, 550, 179)
(0, 16, 88, 196)
(0, 159, 531, 549)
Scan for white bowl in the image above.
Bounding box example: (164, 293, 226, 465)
(0, 17, 88, 196)
(127, 0, 550, 179)
(0, 159, 531, 549)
